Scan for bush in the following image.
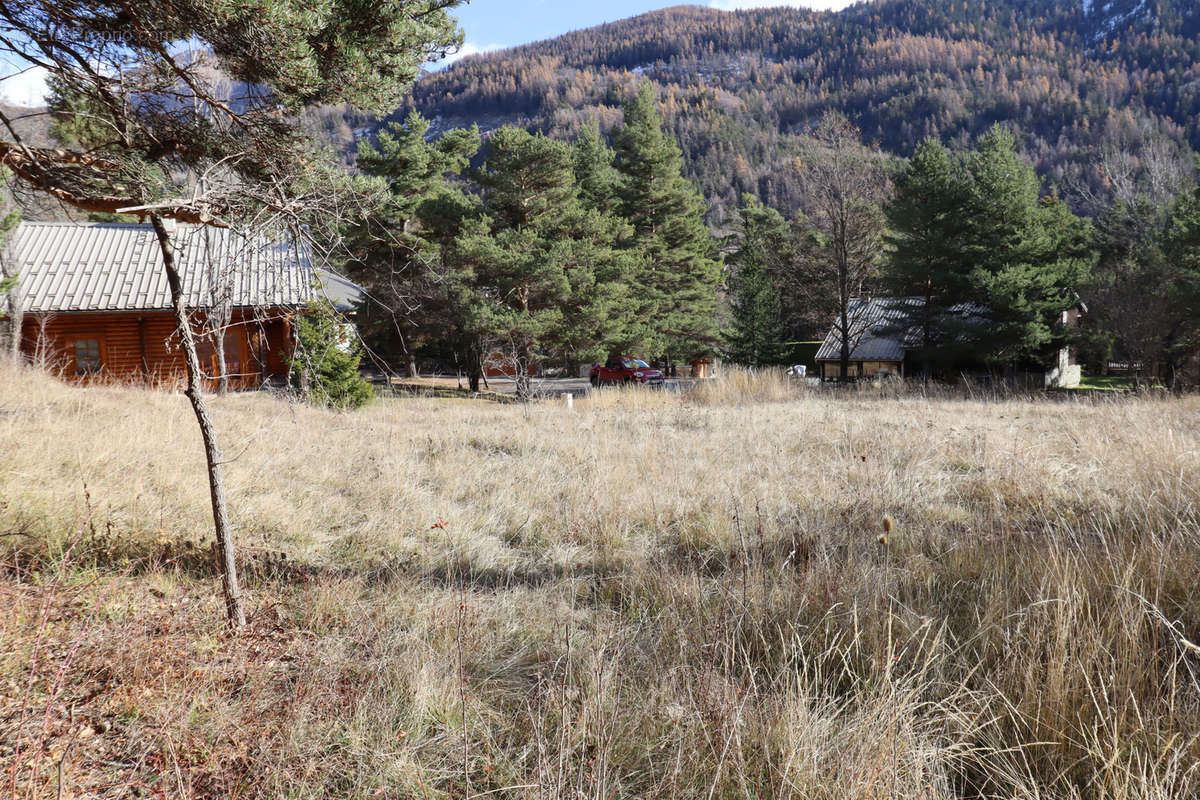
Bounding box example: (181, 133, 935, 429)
(289, 303, 373, 409)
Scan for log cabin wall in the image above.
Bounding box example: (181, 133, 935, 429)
(21, 308, 295, 390)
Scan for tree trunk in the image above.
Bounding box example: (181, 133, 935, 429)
(397, 324, 420, 379)
(921, 286, 934, 385)
(4, 290, 20, 362)
(514, 341, 534, 402)
(214, 327, 229, 395)
(150, 216, 246, 629)
(839, 307, 851, 383)
(467, 338, 482, 393)
(2, 263, 21, 362)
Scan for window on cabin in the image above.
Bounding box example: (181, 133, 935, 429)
(222, 331, 243, 377)
(196, 330, 244, 380)
(196, 338, 215, 378)
(73, 339, 102, 374)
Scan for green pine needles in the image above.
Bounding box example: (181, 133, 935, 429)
(351, 83, 722, 391)
(290, 304, 374, 410)
(886, 127, 1094, 369)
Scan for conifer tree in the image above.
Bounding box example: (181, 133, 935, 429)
(885, 128, 1094, 374)
(613, 83, 721, 362)
(290, 303, 374, 410)
(452, 127, 631, 399)
(573, 119, 619, 214)
(883, 137, 969, 378)
(353, 112, 480, 379)
(725, 197, 792, 366)
(957, 127, 1093, 365)
(1161, 184, 1200, 386)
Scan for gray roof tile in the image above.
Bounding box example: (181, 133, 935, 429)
(6, 221, 318, 313)
(816, 297, 987, 362)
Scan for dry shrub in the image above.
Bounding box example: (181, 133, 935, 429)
(2, 363, 1199, 799)
(574, 381, 679, 412)
(688, 365, 800, 406)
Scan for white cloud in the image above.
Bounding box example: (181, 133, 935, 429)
(709, 0, 859, 11)
(0, 64, 50, 107)
(429, 41, 506, 71)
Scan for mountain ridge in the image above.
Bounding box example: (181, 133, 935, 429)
(393, 0, 1200, 219)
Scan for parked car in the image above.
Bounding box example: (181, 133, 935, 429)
(590, 356, 665, 387)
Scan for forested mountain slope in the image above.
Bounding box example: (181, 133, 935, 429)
(393, 0, 1200, 219)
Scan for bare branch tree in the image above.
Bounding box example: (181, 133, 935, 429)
(794, 113, 891, 380)
(0, 175, 20, 361)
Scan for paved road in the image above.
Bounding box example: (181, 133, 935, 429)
(373, 374, 698, 398)
(482, 377, 693, 396)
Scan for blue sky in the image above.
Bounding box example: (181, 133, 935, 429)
(0, 1, 856, 105)
(443, 0, 856, 64)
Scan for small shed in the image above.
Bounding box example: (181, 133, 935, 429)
(9, 221, 326, 389)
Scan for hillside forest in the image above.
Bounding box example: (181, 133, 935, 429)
(397, 1, 1200, 223)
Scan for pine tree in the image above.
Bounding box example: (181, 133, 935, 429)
(958, 126, 1093, 365)
(290, 304, 374, 410)
(613, 83, 721, 363)
(883, 137, 969, 378)
(352, 112, 480, 379)
(1162, 184, 1200, 386)
(725, 197, 791, 366)
(452, 127, 631, 399)
(573, 118, 619, 214)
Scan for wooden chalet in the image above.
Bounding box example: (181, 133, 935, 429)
(8, 221, 331, 389)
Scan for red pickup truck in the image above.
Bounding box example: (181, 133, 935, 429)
(590, 356, 665, 387)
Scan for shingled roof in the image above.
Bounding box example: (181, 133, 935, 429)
(7, 221, 318, 313)
(816, 297, 987, 362)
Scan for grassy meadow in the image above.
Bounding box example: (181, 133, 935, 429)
(2, 364, 1199, 799)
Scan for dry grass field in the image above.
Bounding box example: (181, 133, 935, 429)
(2, 364, 1199, 799)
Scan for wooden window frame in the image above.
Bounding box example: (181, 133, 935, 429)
(70, 335, 106, 375)
(196, 324, 251, 386)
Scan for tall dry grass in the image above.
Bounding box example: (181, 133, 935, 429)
(2, 361, 1199, 799)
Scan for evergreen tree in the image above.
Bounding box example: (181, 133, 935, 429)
(290, 304, 374, 410)
(724, 197, 791, 365)
(352, 112, 480, 379)
(613, 83, 721, 362)
(573, 118, 619, 214)
(452, 127, 631, 399)
(958, 127, 1093, 365)
(1162, 184, 1200, 386)
(883, 137, 969, 378)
